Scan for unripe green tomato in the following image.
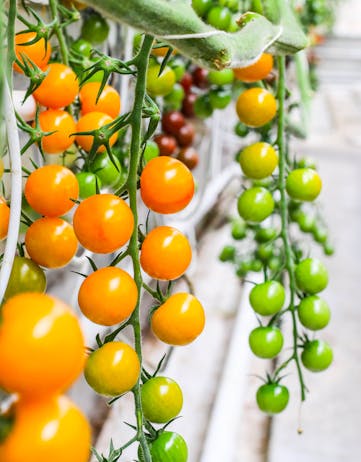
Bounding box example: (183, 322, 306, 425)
(268, 256, 282, 272)
(170, 58, 186, 81)
(237, 187, 274, 223)
(298, 295, 331, 330)
(208, 68, 234, 86)
(249, 280, 285, 316)
(90, 153, 125, 188)
(256, 383, 289, 414)
(286, 168, 322, 202)
(254, 227, 278, 243)
(194, 95, 213, 119)
(219, 245, 236, 262)
(71, 38, 92, 57)
(147, 64, 176, 97)
(191, 0, 213, 17)
(164, 83, 185, 111)
(297, 212, 315, 233)
(228, 16, 240, 32)
(301, 339, 333, 372)
(209, 88, 232, 109)
(81, 13, 110, 45)
(296, 156, 317, 169)
(234, 121, 249, 138)
(207, 6, 232, 31)
(295, 258, 328, 294)
(249, 326, 284, 359)
(76, 172, 101, 199)
(236, 260, 252, 277)
(4, 256, 46, 300)
(250, 259, 263, 272)
(312, 226, 328, 244)
(239, 142, 278, 179)
(139, 432, 188, 462)
(144, 140, 160, 163)
(256, 243, 273, 262)
(231, 218, 247, 240)
(323, 242, 335, 256)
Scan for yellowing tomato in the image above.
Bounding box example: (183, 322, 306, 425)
(236, 88, 277, 128)
(0, 196, 10, 240)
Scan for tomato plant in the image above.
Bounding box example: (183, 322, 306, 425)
(298, 295, 331, 330)
(139, 432, 188, 462)
(79, 82, 121, 118)
(147, 64, 176, 97)
(38, 109, 76, 154)
(239, 142, 278, 179)
(286, 168, 322, 201)
(80, 12, 110, 44)
(237, 186, 275, 223)
(256, 383, 290, 414)
(233, 53, 274, 82)
(249, 281, 286, 316)
(295, 258, 329, 294)
(14, 31, 51, 73)
(249, 326, 284, 359)
(301, 339, 333, 372)
(236, 88, 277, 127)
(76, 112, 118, 153)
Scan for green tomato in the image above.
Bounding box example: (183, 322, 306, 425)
(209, 88, 232, 109)
(301, 339, 333, 372)
(323, 242, 335, 256)
(231, 218, 247, 240)
(71, 38, 92, 57)
(268, 256, 282, 272)
(250, 259, 263, 272)
(194, 95, 213, 119)
(234, 122, 249, 138)
(147, 64, 176, 97)
(296, 156, 317, 169)
(76, 172, 101, 199)
(297, 212, 315, 233)
(237, 187, 274, 223)
(256, 243, 273, 262)
(219, 245, 236, 262)
(164, 83, 185, 111)
(239, 142, 278, 180)
(4, 256, 46, 300)
(192, 0, 213, 17)
(295, 258, 328, 294)
(139, 432, 188, 462)
(207, 6, 232, 31)
(144, 140, 160, 163)
(236, 260, 252, 278)
(256, 383, 289, 414)
(208, 68, 234, 86)
(81, 13, 110, 45)
(249, 281, 285, 316)
(312, 226, 328, 244)
(249, 326, 284, 359)
(170, 58, 186, 82)
(90, 153, 125, 188)
(298, 295, 331, 330)
(141, 376, 183, 424)
(286, 168, 322, 202)
(255, 227, 278, 243)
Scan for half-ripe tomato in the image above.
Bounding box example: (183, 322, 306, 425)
(25, 217, 78, 268)
(140, 226, 192, 280)
(0, 197, 10, 240)
(256, 383, 289, 414)
(73, 194, 134, 253)
(4, 256, 46, 300)
(151, 292, 205, 345)
(286, 168, 322, 201)
(33, 63, 79, 109)
(75, 111, 118, 153)
(239, 142, 278, 179)
(233, 53, 274, 82)
(14, 31, 51, 73)
(248, 326, 284, 359)
(236, 88, 277, 128)
(147, 64, 176, 97)
(38, 109, 76, 154)
(0, 293, 85, 397)
(139, 432, 188, 462)
(25, 165, 79, 217)
(84, 341, 140, 396)
(237, 186, 274, 223)
(0, 395, 91, 462)
(79, 82, 121, 118)
(78, 266, 138, 326)
(140, 157, 194, 214)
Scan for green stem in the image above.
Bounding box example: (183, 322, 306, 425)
(49, 0, 69, 66)
(7, 0, 17, 87)
(276, 56, 306, 402)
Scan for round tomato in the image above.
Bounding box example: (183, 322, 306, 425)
(194, 95, 213, 119)
(78, 267, 138, 326)
(84, 341, 140, 396)
(249, 281, 285, 316)
(301, 339, 333, 372)
(176, 124, 195, 147)
(256, 383, 289, 414)
(295, 258, 328, 294)
(73, 194, 134, 253)
(256, 243, 273, 262)
(147, 64, 176, 97)
(237, 187, 274, 223)
(286, 168, 322, 201)
(162, 111, 186, 136)
(76, 172, 101, 199)
(164, 84, 185, 110)
(14, 31, 51, 73)
(33, 63, 79, 109)
(90, 152, 124, 188)
(25, 217, 78, 268)
(182, 92, 197, 117)
(140, 226, 192, 280)
(209, 88, 232, 110)
(0, 293, 85, 396)
(0, 197, 10, 240)
(71, 38, 92, 57)
(4, 256, 46, 300)
(153, 134, 178, 156)
(151, 292, 205, 345)
(236, 88, 277, 128)
(170, 59, 186, 82)
(207, 6, 231, 30)
(140, 432, 188, 462)
(239, 142, 278, 179)
(79, 82, 121, 118)
(208, 68, 234, 86)
(141, 376, 183, 423)
(254, 227, 278, 243)
(298, 295, 331, 330)
(177, 147, 199, 170)
(192, 0, 213, 17)
(81, 13, 109, 44)
(140, 157, 194, 214)
(219, 245, 236, 262)
(233, 53, 274, 82)
(144, 140, 160, 163)
(76, 111, 118, 153)
(231, 218, 247, 240)
(249, 326, 284, 359)
(0, 395, 91, 462)
(38, 109, 76, 154)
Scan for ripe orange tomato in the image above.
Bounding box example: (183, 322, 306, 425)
(79, 82, 121, 118)
(14, 31, 51, 73)
(38, 109, 76, 154)
(0, 395, 91, 462)
(33, 63, 79, 109)
(75, 111, 118, 153)
(140, 157, 195, 214)
(151, 293, 205, 345)
(0, 197, 10, 240)
(84, 341, 140, 396)
(25, 165, 79, 217)
(233, 53, 274, 82)
(73, 194, 134, 253)
(78, 266, 138, 325)
(25, 217, 78, 268)
(140, 226, 192, 280)
(236, 88, 277, 128)
(0, 293, 85, 397)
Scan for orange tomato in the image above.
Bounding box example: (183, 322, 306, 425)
(151, 293, 205, 345)
(25, 165, 79, 217)
(151, 46, 176, 57)
(0, 293, 85, 397)
(79, 82, 121, 118)
(233, 53, 273, 83)
(0, 197, 10, 240)
(236, 88, 277, 128)
(0, 395, 91, 462)
(38, 109, 76, 154)
(25, 217, 78, 268)
(78, 266, 138, 325)
(14, 31, 51, 73)
(140, 157, 195, 214)
(73, 194, 134, 253)
(75, 111, 118, 153)
(140, 226, 192, 280)
(33, 63, 79, 109)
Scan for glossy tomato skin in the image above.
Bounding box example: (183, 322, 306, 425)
(249, 326, 284, 359)
(154, 134, 178, 156)
(236, 88, 277, 128)
(177, 147, 199, 170)
(0, 293, 85, 397)
(38, 109, 76, 154)
(14, 31, 51, 73)
(90, 152, 124, 188)
(79, 82, 121, 118)
(295, 258, 328, 294)
(182, 92, 197, 117)
(256, 383, 289, 414)
(151, 292, 205, 345)
(179, 73, 193, 94)
(162, 111, 186, 135)
(176, 123, 195, 147)
(0, 197, 10, 240)
(239, 142, 278, 179)
(144, 140, 160, 163)
(0, 395, 91, 462)
(249, 281, 285, 315)
(76, 111, 118, 153)
(147, 64, 176, 97)
(192, 0, 213, 17)
(298, 295, 331, 330)
(233, 53, 274, 82)
(140, 157, 194, 214)
(81, 13, 109, 44)
(207, 6, 231, 30)
(237, 187, 274, 223)
(71, 38, 92, 57)
(208, 68, 234, 86)
(139, 432, 188, 462)
(301, 339, 333, 372)
(286, 168, 322, 201)
(84, 341, 140, 396)
(164, 84, 185, 111)
(192, 67, 209, 88)
(76, 171, 101, 198)
(4, 256, 46, 301)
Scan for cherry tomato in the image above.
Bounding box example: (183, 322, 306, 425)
(71, 38, 92, 57)
(231, 218, 247, 240)
(255, 227, 278, 243)
(14, 31, 51, 73)
(4, 256, 46, 300)
(144, 140, 160, 163)
(0, 293, 85, 396)
(164, 84, 185, 111)
(298, 295, 330, 330)
(141, 376, 183, 423)
(182, 92, 197, 117)
(76, 112, 118, 153)
(249, 326, 284, 359)
(192, 0, 213, 17)
(234, 121, 249, 138)
(256, 383, 289, 414)
(239, 142, 278, 179)
(147, 64, 176, 97)
(209, 88, 232, 109)
(151, 292, 205, 345)
(192, 67, 209, 88)
(141, 227, 192, 280)
(301, 339, 333, 372)
(139, 432, 188, 462)
(79, 82, 121, 118)
(179, 73, 193, 94)
(162, 111, 186, 136)
(297, 212, 315, 233)
(0, 395, 91, 462)
(208, 68, 234, 86)
(81, 13, 109, 44)
(286, 168, 322, 201)
(0, 197, 10, 240)
(194, 95, 213, 119)
(33, 63, 79, 109)
(295, 258, 328, 294)
(207, 6, 232, 31)
(219, 245, 236, 262)
(256, 243, 273, 262)
(154, 134, 178, 156)
(25, 217, 78, 268)
(236, 88, 277, 128)
(151, 45, 176, 58)
(76, 172, 101, 198)
(140, 156, 194, 214)
(170, 58, 186, 82)
(176, 123, 195, 147)
(38, 109, 76, 154)
(177, 147, 199, 170)
(90, 152, 124, 188)
(84, 341, 140, 396)
(237, 187, 274, 223)
(249, 281, 285, 316)
(78, 267, 138, 326)
(233, 53, 274, 82)
(25, 165, 79, 217)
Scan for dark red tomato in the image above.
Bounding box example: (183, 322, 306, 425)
(180, 73, 193, 93)
(176, 123, 195, 147)
(177, 147, 199, 170)
(154, 134, 178, 156)
(182, 93, 197, 118)
(162, 111, 186, 136)
(192, 67, 209, 88)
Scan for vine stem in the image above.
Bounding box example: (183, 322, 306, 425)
(7, 0, 17, 86)
(276, 56, 306, 401)
(48, 0, 69, 66)
(126, 34, 154, 462)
